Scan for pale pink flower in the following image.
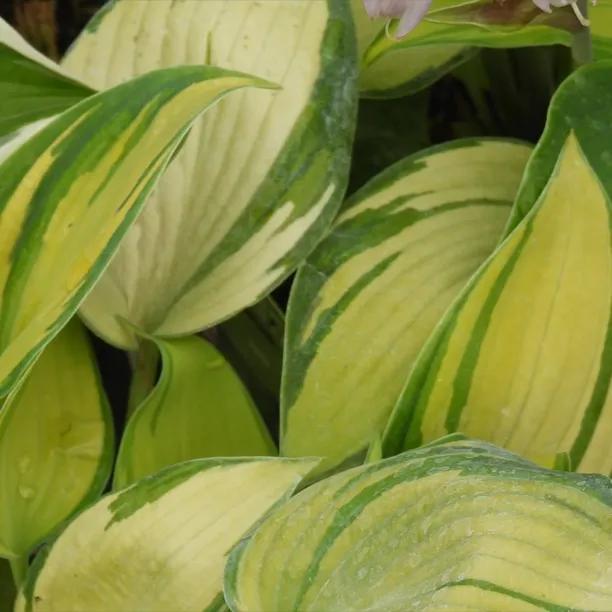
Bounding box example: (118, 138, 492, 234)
(362, 0, 432, 38)
(362, 0, 595, 38)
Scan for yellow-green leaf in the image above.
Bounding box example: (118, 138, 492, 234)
(61, 0, 358, 349)
(23, 457, 318, 612)
(592, 1, 612, 60)
(114, 335, 275, 489)
(226, 439, 612, 612)
(0, 19, 93, 137)
(0, 64, 273, 397)
(281, 139, 532, 476)
(383, 63, 612, 474)
(0, 319, 112, 560)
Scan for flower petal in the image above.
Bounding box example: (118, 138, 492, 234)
(396, 0, 432, 37)
(363, 0, 417, 19)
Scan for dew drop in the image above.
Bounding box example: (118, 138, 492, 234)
(19, 485, 35, 500)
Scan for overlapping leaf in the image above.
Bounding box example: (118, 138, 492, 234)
(226, 438, 612, 611)
(61, 0, 358, 349)
(351, 0, 472, 99)
(0, 319, 112, 560)
(384, 62, 612, 474)
(281, 139, 532, 475)
(114, 335, 274, 489)
(0, 19, 93, 137)
(23, 457, 318, 612)
(0, 64, 270, 396)
(363, 0, 579, 73)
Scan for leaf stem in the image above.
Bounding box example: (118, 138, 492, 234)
(9, 556, 27, 589)
(127, 340, 159, 418)
(572, 1, 592, 66)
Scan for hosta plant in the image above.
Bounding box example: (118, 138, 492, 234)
(0, 0, 611, 610)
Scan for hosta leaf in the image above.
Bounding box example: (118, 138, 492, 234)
(0, 319, 112, 560)
(383, 62, 612, 474)
(23, 457, 318, 612)
(0, 65, 271, 397)
(0, 119, 52, 164)
(214, 297, 285, 428)
(281, 139, 532, 476)
(62, 0, 358, 349)
(351, 0, 472, 99)
(592, 1, 612, 60)
(0, 19, 93, 137)
(114, 334, 274, 489)
(363, 0, 577, 71)
(226, 439, 612, 612)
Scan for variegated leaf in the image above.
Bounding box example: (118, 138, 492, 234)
(62, 0, 358, 349)
(114, 334, 274, 489)
(282, 139, 532, 476)
(0, 19, 93, 137)
(23, 457, 318, 612)
(226, 438, 612, 611)
(0, 119, 53, 165)
(383, 62, 612, 474)
(0, 65, 271, 396)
